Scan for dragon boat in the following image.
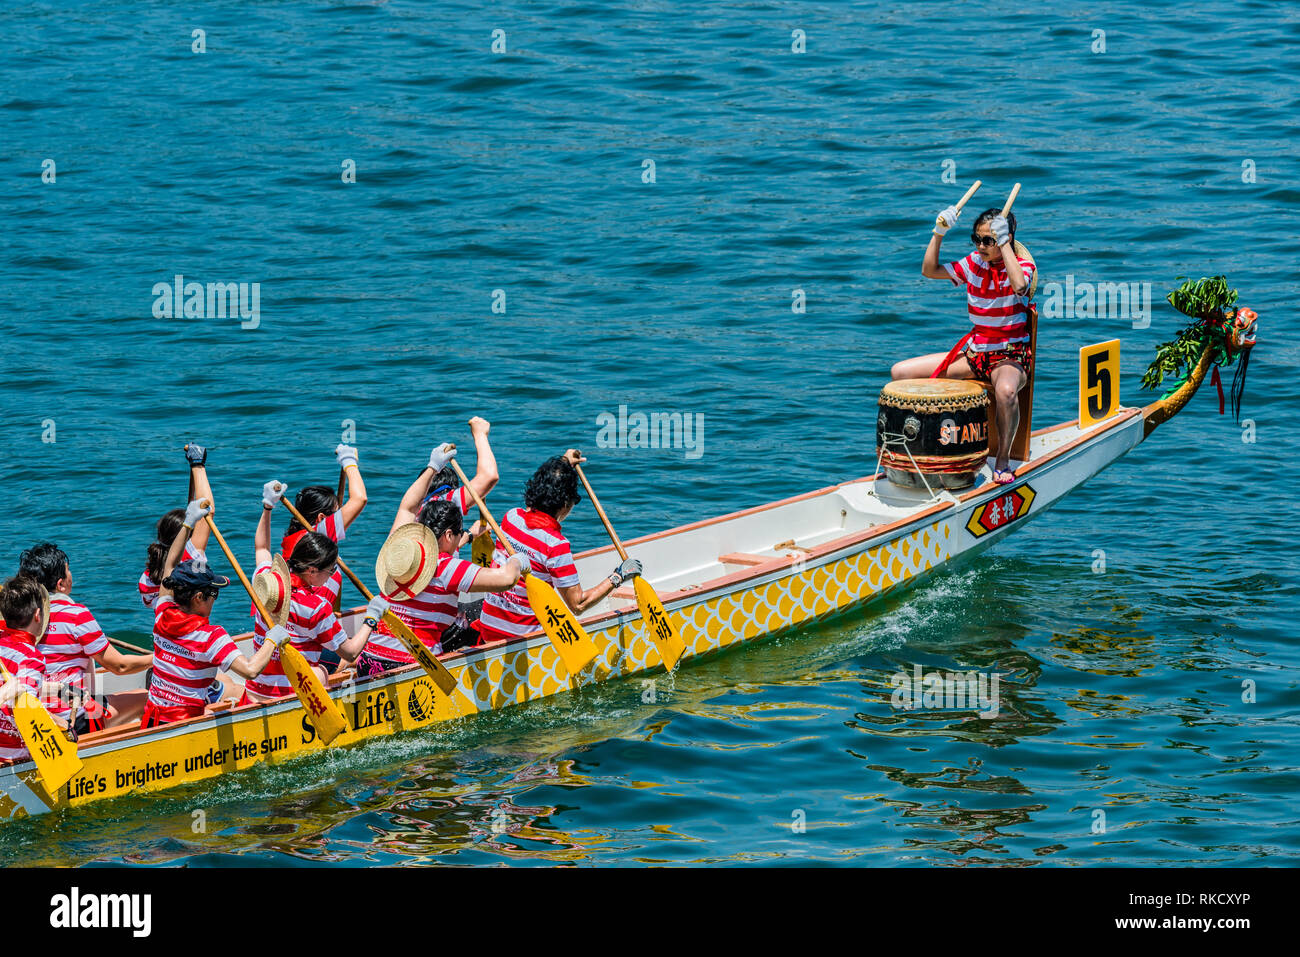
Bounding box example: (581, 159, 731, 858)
(0, 280, 1258, 822)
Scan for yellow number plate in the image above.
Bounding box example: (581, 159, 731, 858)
(1079, 339, 1120, 428)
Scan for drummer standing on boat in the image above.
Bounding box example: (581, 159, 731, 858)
(892, 202, 1035, 484)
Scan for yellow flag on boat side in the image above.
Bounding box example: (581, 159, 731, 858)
(524, 575, 600, 675)
(632, 576, 686, 672)
(276, 643, 348, 746)
(0, 661, 82, 795)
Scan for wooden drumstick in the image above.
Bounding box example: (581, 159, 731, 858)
(1001, 182, 1021, 216)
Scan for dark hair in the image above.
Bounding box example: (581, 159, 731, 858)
(0, 575, 47, 628)
(160, 575, 217, 610)
(148, 508, 187, 582)
(18, 543, 69, 592)
(971, 208, 1016, 246)
(287, 486, 339, 534)
(523, 456, 580, 518)
(426, 466, 459, 499)
(418, 499, 464, 539)
(287, 531, 338, 574)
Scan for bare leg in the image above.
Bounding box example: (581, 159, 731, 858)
(990, 361, 1028, 471)
(891, 352, 974, 380)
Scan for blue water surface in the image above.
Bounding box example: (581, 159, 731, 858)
(0, 0, 1297, 866)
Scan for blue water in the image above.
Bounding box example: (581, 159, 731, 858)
(1, 0, 1297, 865)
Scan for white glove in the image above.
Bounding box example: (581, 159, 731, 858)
(507, 553, 530, 579)
(265, 625, 292, 647)
(365, 595, 390, 620)
(335, 444, 359, 470)
(428, 442, 457, 472)
(991, 215, 1011, 246)
(262, 480, 286, 509)
(182, 499, 212, 530)
(934, 205, 961, 236)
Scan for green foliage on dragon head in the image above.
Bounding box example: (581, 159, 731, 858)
(1142, 276, 1258, 419)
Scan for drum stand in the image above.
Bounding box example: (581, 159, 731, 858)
(872, 431, 960, 506)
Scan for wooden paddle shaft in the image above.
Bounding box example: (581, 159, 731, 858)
(1002, 182, 1021, 216)
(954, 179, 982, 214)
(109, 635, 150, 655)
(572, 462, 628, 562)
(448, 459, 517, 557)
(198, 500, 277, 626)
(278, 497, 375, 602)
(336, 467, 346, 506)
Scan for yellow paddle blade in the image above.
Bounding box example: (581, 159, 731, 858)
(12, 692, 81, 795)
(381, 612, 459, 697)
(278, 643, 348, 746)
(525, 576, 599, 675)
(632, 576, 687, 672)
(471, 530, 495, 568)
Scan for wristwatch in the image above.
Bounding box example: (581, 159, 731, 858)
(363, 616, 379, 629)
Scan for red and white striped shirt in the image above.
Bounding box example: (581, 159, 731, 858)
(369, 552, 480, 661)
(280, 511, 346, 606)
(0, 626, 49, 761)
(944, 252, 1036, 351)
(40, 594, 110, 718)
(246, 569, 347, 698)
(139, 542, 206, 609)
(422, 484, 472, 517)
(147, 598, 240, 710)
(480, 509, 580, 639)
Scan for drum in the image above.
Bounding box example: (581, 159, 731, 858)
(876, 379, 990, 489)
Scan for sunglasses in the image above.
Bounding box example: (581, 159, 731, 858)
(972, 234, 1000, 248)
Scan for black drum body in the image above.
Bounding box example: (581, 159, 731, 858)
(876, 379, 991, 489)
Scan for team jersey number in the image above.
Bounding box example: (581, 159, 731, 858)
(1079, 340, 1120, 428)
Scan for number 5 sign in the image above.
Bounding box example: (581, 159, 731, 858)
(1079, 340, 1120, 428)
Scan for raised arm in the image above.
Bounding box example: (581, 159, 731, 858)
(923, 203, 961, 280)
(335, 445, 368, 529)
(256, 481, 284, 568)
(158, 499, 210, 598)
(991, 215, 1028, 295)
(391, 442, 456, 533)
(465, 417, 499, 502)
(185, 444, 214, 553)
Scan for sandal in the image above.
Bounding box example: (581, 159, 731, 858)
(992, 468, 1016, 485)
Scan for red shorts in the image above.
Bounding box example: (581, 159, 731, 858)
(964, 340, 1033, 383)
(140, 701, 206, 728)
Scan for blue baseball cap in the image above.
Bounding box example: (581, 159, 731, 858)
(168, 559, 231, 590)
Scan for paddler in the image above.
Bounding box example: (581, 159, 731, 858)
(893, 203, 1036, 484)
(475, 450, 642, 647)
(138, 443, 215, 608)
(363, 499, 529, 675)
(0, 576, 79, 759)
(395, 417, 499, 529)
(241, 482, 386, 702)
(280, 443, 370, 607)
(18, 543, 153, 734)
(388, 422, 499, 647)
(141, 499, 284, 728)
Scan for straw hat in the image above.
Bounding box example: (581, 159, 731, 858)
(251, 554, 292, 628)
(376, 523, 439, 599)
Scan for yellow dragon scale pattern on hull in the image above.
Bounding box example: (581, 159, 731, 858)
(0, 519, 952, 821)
